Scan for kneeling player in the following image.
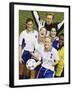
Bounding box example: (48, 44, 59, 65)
(36, 36, 59, 78)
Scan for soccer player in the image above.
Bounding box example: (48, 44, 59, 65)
(19, 18, 38, 79)
(36, 36, 59, 78)
(38, 27, 47, 49)
(30, 27, 47, 79)
(32, 11, 64, 36)
(55, 33, 64, 77)
(50, 27, 59, 50)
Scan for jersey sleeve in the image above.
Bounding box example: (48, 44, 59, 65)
(53, 37, 59, 50)
(19, 32, 24, 46)
(32, 11, 45, 31)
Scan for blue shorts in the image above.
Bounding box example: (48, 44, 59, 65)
(22, 50, 32, 64)
(37, 66, 54, 78)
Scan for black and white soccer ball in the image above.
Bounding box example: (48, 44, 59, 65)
(26, 59, 37, 70)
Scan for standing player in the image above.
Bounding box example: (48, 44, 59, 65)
(37, 27, 47, 50)
(55, 33, 64, 77)
(36, 36, 59, 78)
(32, 11, 64, 36)
(50, 27, 59, 50)
(19, 18, 38, 79)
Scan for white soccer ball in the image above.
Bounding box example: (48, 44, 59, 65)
(26, 59, 37, 70)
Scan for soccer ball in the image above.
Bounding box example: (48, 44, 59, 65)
(26, 59, 37, 70)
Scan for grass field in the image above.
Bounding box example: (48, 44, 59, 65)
(19, 10, 64, 35)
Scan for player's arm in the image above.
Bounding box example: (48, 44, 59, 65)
(32, 11, 40, 27)
(52, 50, 60, 67)
(19, 32, 24, 64)
(31, 52, 41, 61)
(30, 52, 41, 68)
(57, 20, 64, 30)
(32, 11, 45, 31)
(35, 61, 41, 67)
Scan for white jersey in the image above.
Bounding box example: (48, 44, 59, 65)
(38, 47, 59, 71)
(19, 30, 38, 52)
(34, 41, 44, 61)
(37, 42, 44, 51)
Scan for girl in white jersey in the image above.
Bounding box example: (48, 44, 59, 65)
(19, 18, 38, 79)
(37, 36, 59, 78)
(30, 27, 47, 79)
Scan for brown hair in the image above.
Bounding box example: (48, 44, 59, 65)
(26, 18, 33, 24)
(46, 12, 54, 19)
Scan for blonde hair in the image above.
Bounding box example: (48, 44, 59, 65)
(40, 27, 46, 32)
(45, 36, 52, 43)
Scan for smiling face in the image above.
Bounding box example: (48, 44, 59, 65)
(39, 27, 46, 39)
(44, 37, 52, 51)
(50, 28, 57, 38)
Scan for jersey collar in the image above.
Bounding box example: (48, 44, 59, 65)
(26, 29, 34, 33)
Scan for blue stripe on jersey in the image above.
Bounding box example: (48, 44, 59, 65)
(52, 39, 59, 50)
(22, 38, 26, 49)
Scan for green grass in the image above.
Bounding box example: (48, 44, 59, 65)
(19, 10, 64, 35)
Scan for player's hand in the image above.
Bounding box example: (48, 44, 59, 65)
(52, 60, 59, 67)
(31, 52, 40, 61)
(39, 19, 45, 30)
(33, 63, 37, 69)
(40, 19, 45, 27)
(52, 63, 56, 67)
(35, 61, 41, 67)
